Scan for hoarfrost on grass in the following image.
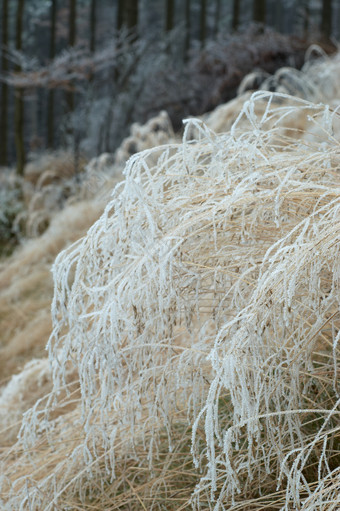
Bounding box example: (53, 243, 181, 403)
(1, 91, 339, 509)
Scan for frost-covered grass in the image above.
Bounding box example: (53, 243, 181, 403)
(0, 201, 104, 383)
(0, 91, 339, 510)
(0, 112, 175, 385)
(0, 170, 24, 257)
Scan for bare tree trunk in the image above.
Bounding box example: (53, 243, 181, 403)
(69, 0, 76, 46)
(66, 0, 76, 113)
(214, 0, 221, 36)
(0, 0, 8, 166)
(88, 0, 96, 84)
(166, 0, 175, 32)
(117, 0, 124, 31)
(90, 0, 96, 52)
(200, 0, 207, 49)
(14, 0, 25, 176)
(253, 0, 266, 24)
(47, 0, 56, 149)
(66, 0, 77, 170)
(274, 0, 283, 32)
(125, 0, 138, 32)
(321, 0, 332, 38)
(232, 0, 240, 32)
(117, 0, 138, 36)
(185, 0, 191, 58)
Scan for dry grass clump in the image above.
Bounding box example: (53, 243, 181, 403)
(20, 112, 175, 237)
(0, 169, 24, 256)
(209, 50, 340, 138)
(238, 48, 340, 104)
(21, 151, 88, 237)
(0, 110, 175, 391)
(114, 111, 175, 167)
(0, 200, 104, 383)
(81, 111, 175, 203)
(0, 91, 339, 510)
(0, 358, 52, 445)
(24, 150, 85, 187)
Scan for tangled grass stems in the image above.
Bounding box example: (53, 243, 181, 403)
(0, 91, 339, 509)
